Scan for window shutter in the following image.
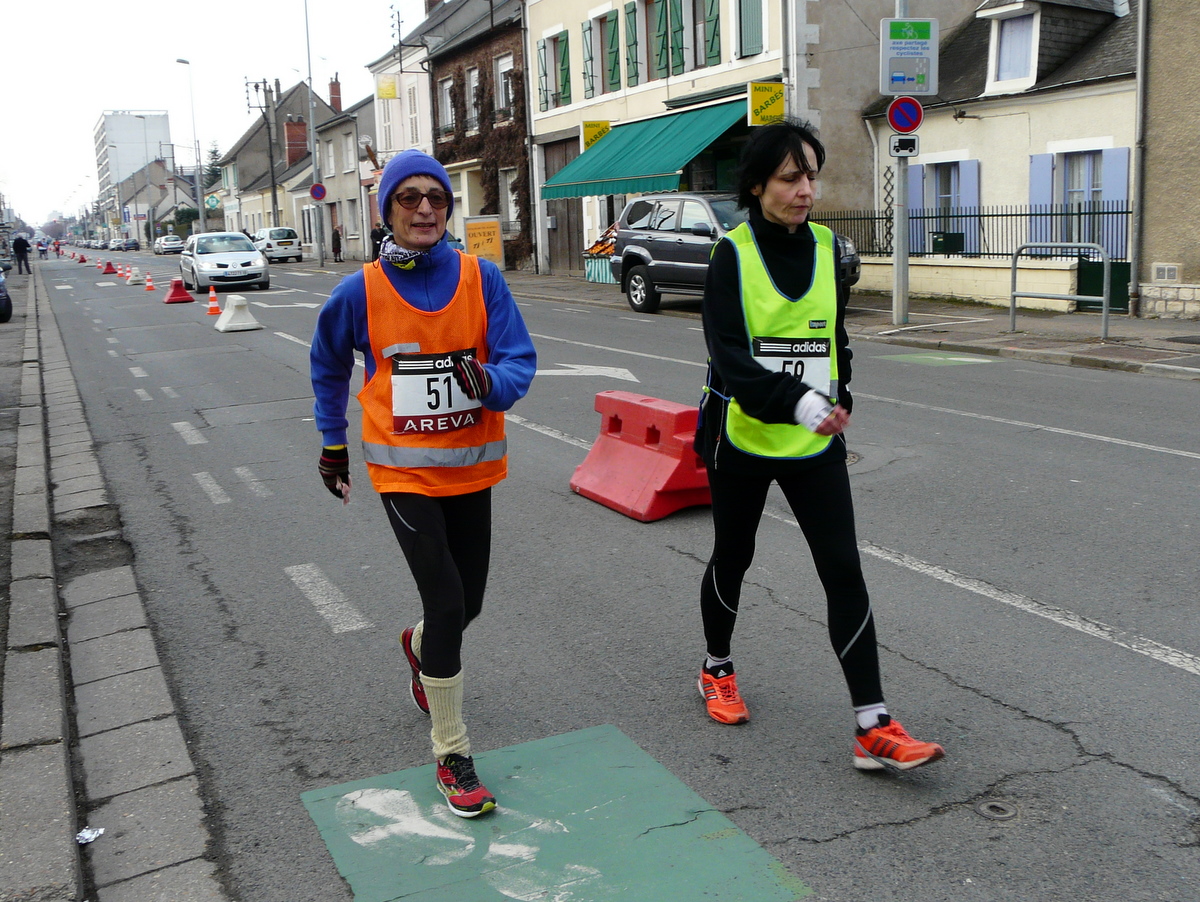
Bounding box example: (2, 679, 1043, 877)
(739, 0, 762, 57)
(558, 31, 572, 106)
(652, 0, 669, 79)
(959, 159, 981, 254)
(537, 39, 549, 111)
(907, 163, 926, 253)
(606, 11, 622, 92)
(705, 0, 721, 67)
(669, 0, 685, 74)
(625, 2, 640, 86)
(1029, 153, 1055, 244)
(1100, 147, 1130, 203)
(582, 20, 595, 99)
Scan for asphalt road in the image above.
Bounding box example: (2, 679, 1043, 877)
(42, 252, 1200, 902)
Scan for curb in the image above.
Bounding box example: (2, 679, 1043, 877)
(0, 267, 231, 902)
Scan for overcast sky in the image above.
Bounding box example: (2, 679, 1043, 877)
(1, 0, 427, 225)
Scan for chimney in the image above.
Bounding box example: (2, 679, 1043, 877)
(285, 116, 308, 167)
(329, 74, 342, 113)
(275, 78, 283, 100)
(425, 0, 441, 13)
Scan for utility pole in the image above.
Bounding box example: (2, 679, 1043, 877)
(305, 0, 326, 266)
(248, 80, 282, 227)
(892, 0, 910, 326)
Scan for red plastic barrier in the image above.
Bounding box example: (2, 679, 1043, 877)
(569, 390, 711, 522)
(163, 278, 195, 304)
(101, 260, 117, 275)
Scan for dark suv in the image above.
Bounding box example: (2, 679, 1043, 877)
(609, 192, 860, 313)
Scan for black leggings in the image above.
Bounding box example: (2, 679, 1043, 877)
(382, 488, 491, 679)
(700, 461, 883, 707)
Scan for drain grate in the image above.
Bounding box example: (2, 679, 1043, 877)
(846, 451, 861, 466)
(1167, 335, 1200, 345)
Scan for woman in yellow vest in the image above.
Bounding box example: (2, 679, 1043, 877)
(695, 121, 944, 771)
(311, 151, 536, 816)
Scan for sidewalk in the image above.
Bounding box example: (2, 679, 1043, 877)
(1, 262, 1197, 900)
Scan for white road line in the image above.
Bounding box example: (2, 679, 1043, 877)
(129, 366, 148, 378)
(284, 563, 373, 633)
(234, 466, 273, 497)
(275, 331, 364, 368)
(878, 318, 992, 335)
(54, 285, 72, 290)
(507, 414, 593, 450)
(107, 337, 119, 343)
(858, 393, 1200, 460)
(134, 389, 153, 401)
(193, 472, 231, 504)
(758, 506, 1200, 677)
(529, 332, 706, 368)
(161, 386, 180, 398)
(108, 350, 119, 357)
(172, 421, 208, 445)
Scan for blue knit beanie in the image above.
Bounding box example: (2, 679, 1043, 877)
(378, 150, 454, 228)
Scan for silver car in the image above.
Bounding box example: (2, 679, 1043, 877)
(180, 232, 269, 290)
(252, 227, 303, 263)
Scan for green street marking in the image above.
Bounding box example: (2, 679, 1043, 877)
(879, 352, 992, 366)
(302, 724, 811, 902)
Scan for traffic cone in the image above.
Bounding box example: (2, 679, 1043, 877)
(102, 260, 118, 275)
(96, 259, 103, 270)
(78, 255, 87, 264)
(163, 278, 194, 304)
(206, 286, 221, 315)
(144, 272, 156, 291)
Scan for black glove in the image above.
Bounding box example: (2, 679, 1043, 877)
(452, 354, 492, 400)
(318, 445, 351, 499)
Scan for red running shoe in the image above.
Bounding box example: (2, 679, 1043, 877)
(436, 754, 497, 818)
(400, 626, 429, 714)
(854, 715, 944, 771)
(698, 666, 750, 725)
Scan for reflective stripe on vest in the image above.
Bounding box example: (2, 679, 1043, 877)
(358, 254, 507, 496)
(723, 221, 839, 460)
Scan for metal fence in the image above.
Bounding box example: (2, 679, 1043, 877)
(814, 202, 1130, 262)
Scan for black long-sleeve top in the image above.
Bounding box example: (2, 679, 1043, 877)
(696, 209, 853, 475)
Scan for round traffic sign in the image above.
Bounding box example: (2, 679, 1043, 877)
(886, 96, 924, 134)
(310, 183, 327, 201)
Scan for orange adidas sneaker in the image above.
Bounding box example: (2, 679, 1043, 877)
(698, 666, 750, 725)
(854, 715, 944, 771)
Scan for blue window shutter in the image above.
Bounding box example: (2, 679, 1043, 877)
(959, 159, 980, 254)
(907, 163, 926, 253)
(1100, 147, 1129, 203)
(1029, 153, 1054, 245)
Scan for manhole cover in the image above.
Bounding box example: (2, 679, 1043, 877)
(974, 800, 1017, 821)
(847, 451, 861, 466)
(1167, 335, 1200, 345)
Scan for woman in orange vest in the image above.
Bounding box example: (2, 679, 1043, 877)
(311, 150, 536, 817)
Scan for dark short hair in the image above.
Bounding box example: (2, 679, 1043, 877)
(735, 119, 826, 211)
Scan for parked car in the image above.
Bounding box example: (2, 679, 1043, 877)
(252, 227, 303, 263)
(180, 232, 269, 291)
(154, 235, 184, 254)
(108, 238, 123, 251)
(609, 192, 860, 313)
(121, 238, 140, 251)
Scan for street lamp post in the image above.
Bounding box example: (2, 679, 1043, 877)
(135, 115, 155, 246)
(107, 143, 123, 240)
(304, 0, 325, 266)
(177, 59, 208, 234)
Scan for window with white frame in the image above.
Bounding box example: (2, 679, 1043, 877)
(325, 140, 335, 174)
(380, 98, 394, 150)
(537, 32, 571, 110)
(438, 78, 455, 136)
(1062, 151, 1103, 244)
(494, 53, 514, 119)
(343, 133, 355, 172)
(738, 0, 762, 57)
(465, 68, 480, 130)
(407, 84, 420, 146)
(499, 167, 520, 234)
(983, 5, 1039, 94)
(996, 14, 1034, 81)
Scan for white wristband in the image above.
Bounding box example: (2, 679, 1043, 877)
(794, 389, 834, 431)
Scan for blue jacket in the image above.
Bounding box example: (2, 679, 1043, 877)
(311, 239, 537, 446)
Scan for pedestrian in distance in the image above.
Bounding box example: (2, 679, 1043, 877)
(310, 149, 536, 818)
(331, 225, 343, 263)
(694, 119, 944, 772)
(12, 235, 31, 275)
(370, 221, 386, 262)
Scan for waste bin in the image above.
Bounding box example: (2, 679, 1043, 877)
(931, 231, 964, 254)
(584, 255, 617, 284)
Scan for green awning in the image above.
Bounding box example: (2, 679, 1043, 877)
(541, 99, 745, 199)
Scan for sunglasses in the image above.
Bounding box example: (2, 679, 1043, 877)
(393, 188, 450, 210)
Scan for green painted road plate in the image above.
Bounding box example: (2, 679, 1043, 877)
(880, 351, 992, 366)
(302, 724, 811, 901)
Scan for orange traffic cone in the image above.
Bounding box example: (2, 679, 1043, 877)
(206, 286, 221, 315)
(144, 272, 156, 292)
(96, 259, 103, 270)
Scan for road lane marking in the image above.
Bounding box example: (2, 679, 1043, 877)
(193, 472, 231, 504)
(108, 350, 119, 357)
(275, 331, 364, 367)
(129, 366, 148, 378)
(234, 466, 273, 497)
(134, 389, 153, 401)
(877, 318, 992, 334)
(161, 386, 179, 398)
(55, 285, 72, 290)
(172, 421, 208, 445)
(858, 393, 1200, 460)
(534, 364, 638, 381)
(759, 507, 1200, 677)
(506, 414, 593, 450)
(529, 332, 705, 368)
(285, 563, 373, 633)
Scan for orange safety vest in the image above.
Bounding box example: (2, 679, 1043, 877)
(358, 254, 507, 496)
